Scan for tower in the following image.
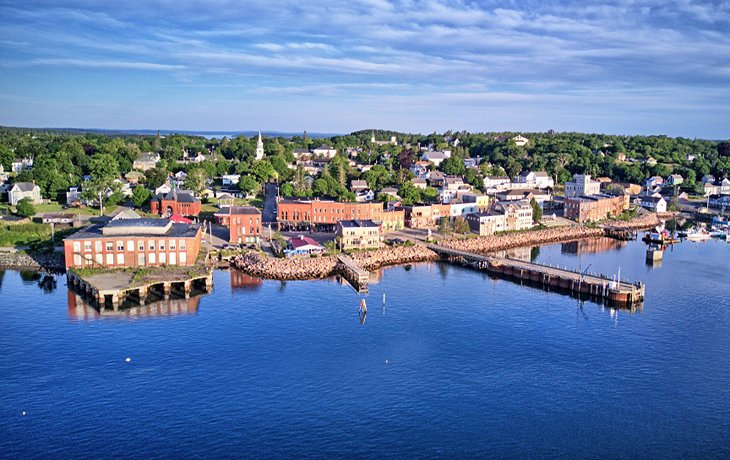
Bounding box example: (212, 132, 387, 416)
(255, 131, 265, 160)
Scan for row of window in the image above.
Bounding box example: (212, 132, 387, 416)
(73, 251, 187, 267)
(72, 238, 188, 254)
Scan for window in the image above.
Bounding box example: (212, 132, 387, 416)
(73, 254, 82, 266)
(137, 253, 146, 266)
(159, 252, 166, 264)
(95, 241, 102, 252)
(149, 240, 155, 251)
(179, 252, 187, 264)
(106, 253, 114, 266)
(106, 241, 114, 251)
(169, 252, 177, 265)
(138, 240, 145, 251)
(179, 239, 186, 250)
(127, 240, 134, 251)
(117, 240, 124, 251)
(158, 240, 165, 250)
(95, 254, 103, 265)
(73, 242, 81, 253)
(116, 253, 124, 265)
(84, 241, 92, 252)
(148, 253, 156, 264)
(169, 240, 176, 250)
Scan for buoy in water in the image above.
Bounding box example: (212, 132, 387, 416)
(21, 411, 26, 416)
(125, 357, 132, 363)
(359, 298, 367, 313)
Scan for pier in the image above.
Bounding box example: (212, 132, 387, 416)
(336, 254, 369, 293)
(427, 244, 645, 306)
(67, 269, 213, 311)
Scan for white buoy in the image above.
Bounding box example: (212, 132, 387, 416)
(125, 357, 132, 363)
(22, 411, 26, 416)
(385, 359, 389, 364)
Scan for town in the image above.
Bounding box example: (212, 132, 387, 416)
(0, 128, 728, 300)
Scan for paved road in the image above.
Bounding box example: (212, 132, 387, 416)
(262, 182, 278, 225)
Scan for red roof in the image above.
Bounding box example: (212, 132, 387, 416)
(290, 236, 322, 250)
(170, 214, 193, 223)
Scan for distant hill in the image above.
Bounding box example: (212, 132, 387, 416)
(0, 126, 342, 139)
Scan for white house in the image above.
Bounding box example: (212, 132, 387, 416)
(512, 135, 529, 147)
(421, 151, 447, 167)
(133, 152, 160, 171)
(565, 174, 601, 197)
(311, 144, 337, 158)
(11, 158, 34, 173)
(483, 176, 511, 191)
(641, 196, 667, 213)
(222, 174, 241, 186)
(515, 171, 554, 189)
(8, 182, 42, 205)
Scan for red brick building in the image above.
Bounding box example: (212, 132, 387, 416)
(150, 190, 201, 217)
(564, 193, 630, 223)
(214, 206, 262, 244)
(277, 198, 383, 230)
(63, 218, 203, 269)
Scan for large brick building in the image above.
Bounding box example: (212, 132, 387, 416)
(63, 218, 203, 269)
(214, 206, 262, 244)
(564, 193, 630, 223)
(277, 198, 383, 230)
(150, 190, 201, 217)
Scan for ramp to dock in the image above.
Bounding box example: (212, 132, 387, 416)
(336, 255, 369, 293)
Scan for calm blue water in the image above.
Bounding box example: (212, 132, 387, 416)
(1, 238, 729, 458)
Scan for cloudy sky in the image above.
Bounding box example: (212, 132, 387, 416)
(1, 0, 728, 137)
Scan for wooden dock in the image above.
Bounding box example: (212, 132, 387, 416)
(336, 254, 369, 293)
(426, 244, 644, 306)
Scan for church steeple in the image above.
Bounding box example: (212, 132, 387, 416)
(255, 131, 265, 160)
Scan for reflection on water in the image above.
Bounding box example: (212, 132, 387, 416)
(67, 289, 201, 320)
(230, 271, 262, 290)
(561, 237, 627, 255)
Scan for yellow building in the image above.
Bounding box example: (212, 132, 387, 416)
(336, 220, 381, 250)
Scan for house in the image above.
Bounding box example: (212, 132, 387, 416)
(350, 180, 368, 193)
(336, 220, 381, 250)
(461, 193, 490, 210)
(515, 171, 554, 189)
(708, 194, 730, 210)
(512, 135, 529, 146)
(133, 152, 161, 171)
(644, 176, 664, 188)
(449, 202, 478, 219)
(285, 236, 325, 257)
(8, 182, 42, 205)
(216, 193, 236, 208)
(150, 190, 201, 217)
(124, 171, 144, 185)
(701, 175, 716, 185)
(428, 171, 446, 188)
(564, 194, 630, 223)
(66, 186, 82, 206)
(463, 158, 478, 168)
(221, 174, 240, 186)
(667, 174, 684, 186)
(0, 165, 8, 183)
(379, 187, 400, 199)
(11, 158, 33, 173)
(402, 204, 450, 228)
(641, 196, 667, 213)
(214, 206, 262, 244)
(421, 151, 447, 167)
(42, 213, 82, 227)
(311, 144, 337, 158)
(355, 189, 375, 202)
(292, 148, 310, 160)
(63, 218, 202, 269)
(565, 174, 601, 197)
(411, 178, 427, 189)
(466, 212, 506, 236)
(644, 156, 657, 166)
(616, 152, 627, 162)
(494, 200, 533, 231)
(410, 161, 430, 179)
(483, 176, 511, 191)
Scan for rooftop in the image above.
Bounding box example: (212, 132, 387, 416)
(65, 218, 201, 240)
(338, 219, 379, 228)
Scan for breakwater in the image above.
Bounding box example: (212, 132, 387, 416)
(603, 213, 661, 230)
(438, 226, 606, 255)
(0, 251, 65, 271)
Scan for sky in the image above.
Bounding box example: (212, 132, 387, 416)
(0, 0, 729, 138)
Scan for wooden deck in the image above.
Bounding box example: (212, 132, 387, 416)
(336, 255, 369, 293)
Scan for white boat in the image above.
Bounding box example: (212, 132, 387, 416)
(686, 228, 711, 242)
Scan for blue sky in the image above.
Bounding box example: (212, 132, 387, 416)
(1, 0, 729, 138)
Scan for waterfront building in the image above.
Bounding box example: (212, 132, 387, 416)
(461, 193, 490, 210)
(449, 202, 479, 219)
(402, 203, 450, 228)
(336, 220, 381, 250)
(640, 196, 667, 213)
(214, 206, 262, 244)
(564, 193, 630, 223)
(277, 198, 383, 230)
(150, 190, 201, 217)
(380, 209, 405, 232)
(63, 218, 202, 269)
(285, 236, 325, 257)
(494, 200, 534, 231)
(8, 182, 42, 205)
(465, 212, 507, 236)
(565, 174, 601, 198)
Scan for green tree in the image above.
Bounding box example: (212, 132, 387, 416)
(132, 186, 152, 208)
(239, 175, 261, 195)
(15, 197, 36, 217)
(453, 216, 470, 234)
(530, 197, 542, 222)
(441, 156, 466, 176)
(437, 217, 452, 235)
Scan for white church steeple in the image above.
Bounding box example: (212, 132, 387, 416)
(255, 131, 265, 160)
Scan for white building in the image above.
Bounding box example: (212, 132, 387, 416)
(515, 171, 554, 189)
(565, 174, 601, 197)
(255, 132, 265, 161)
(311, 144, 337, 158)
(483, 176, 511, 191)
(8, 182, 42, 205)
(222, 174, 241, 186)
(421, 151, 447, 167)
(512, 135, 529, 147)
(640, 196, 667, 213)
(494, 200, 533, 231)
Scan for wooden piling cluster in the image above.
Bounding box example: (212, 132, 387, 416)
(66, 270, 213, 311)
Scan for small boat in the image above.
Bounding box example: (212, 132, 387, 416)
(685, 228, 711, 242)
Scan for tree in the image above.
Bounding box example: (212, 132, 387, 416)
(144, 166, 169, 189)
(132, 186, 152, 208)
(239, 175, 261, 196)
(441, 156, 466, 176)
(530, 197, 542, 223)
(15, 197, 36, 217)
(453, 216, 471, 234)
(437, 217, 452, 235)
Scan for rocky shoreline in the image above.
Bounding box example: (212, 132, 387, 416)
(0, 251, 65, 272)
(438, 226, 606, 254)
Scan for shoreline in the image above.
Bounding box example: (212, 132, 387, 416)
(232, 215, 661, 282)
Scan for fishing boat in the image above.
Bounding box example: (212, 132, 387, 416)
(685, 227, 711, 242)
